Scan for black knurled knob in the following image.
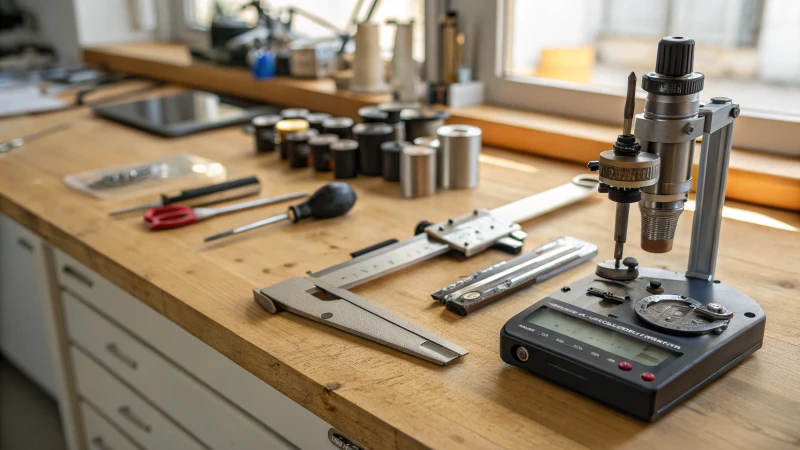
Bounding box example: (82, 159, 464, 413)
(655, 36, 695, 77)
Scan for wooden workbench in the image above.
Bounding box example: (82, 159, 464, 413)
(1, 85, 799, 450)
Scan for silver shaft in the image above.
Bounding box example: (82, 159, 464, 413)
(613, 202, 630, 264)
(204, 213, 290, 242)
(108, 200, 163, 216)
(0, 122, 72, 153)
(195, 192, 306, 220)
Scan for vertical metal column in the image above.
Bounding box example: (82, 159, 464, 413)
(686, 98, 738, 281)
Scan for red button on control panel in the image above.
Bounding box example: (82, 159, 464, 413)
(641, 372, 656, 382)
(618, 361, 633, 371)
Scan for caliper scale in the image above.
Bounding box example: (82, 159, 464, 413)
(255, 175, 599, 365)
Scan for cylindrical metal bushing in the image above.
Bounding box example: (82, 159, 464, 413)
(310, 134, 339, 172)
(276, 119, 309, 160)
(306, 112, 332, 133)
(322, 117, 354, 139)
(252, 114, 282, 153)
(401, 145, 437, 198)
(436, 124, 482, 189)
(331, 139, 359, 179)
(353, 122, 393, 176)
(378, 102, 419, 142)
(381, 141, 410, 182)
(358, 106, 389, 123)
(402, 109, 449, 142)
(286, 129, 319, 168)
(413, 136, 440, 149)
(280, 108, 310, 119)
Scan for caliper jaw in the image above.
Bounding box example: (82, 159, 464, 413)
(424, 209, 528, 257)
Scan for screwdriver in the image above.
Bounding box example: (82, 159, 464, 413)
(108, 176, 261, 216)
(203, 182, 357, 242)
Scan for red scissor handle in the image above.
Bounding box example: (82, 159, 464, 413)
(143, 205, 198, 230)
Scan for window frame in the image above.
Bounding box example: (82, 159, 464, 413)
(448, 0, 799, 156)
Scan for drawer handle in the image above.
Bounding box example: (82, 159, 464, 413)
(91, 437, 114, 450)
(16, 237, 34, 252)
(62, 265, 94, 288)
(118, 406, 151, 433)
(105, 343, 138, 370)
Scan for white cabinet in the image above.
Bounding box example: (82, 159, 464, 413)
(53, 249, 337, 450)
(0, 214, 343, 450)
(0, 214, 59, 398)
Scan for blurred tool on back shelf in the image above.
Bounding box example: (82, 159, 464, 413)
(253, 174, 600, 364)
(501, 36, 763, 423)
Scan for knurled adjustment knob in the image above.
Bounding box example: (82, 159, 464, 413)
(641, 36, 705, 96)
(655, 36, 695, 76)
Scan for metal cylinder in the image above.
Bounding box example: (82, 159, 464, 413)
(353, 122, 393, 176)
(401, 145, 437, 198)
(306, 112, 332, 133)
(252, 114, 282, 153)
(358, 106, 388, 123)
(378, 102, 419, 142)
(436, 124, 481, 189)
(637, 92, 699, 253)
(280, 108, 309, 119)
(310, 134, 339, 172)
(413, 136, 440, 149)
(331, 139, 359, 179)
(402, 109, 449, 142)
(276, 119, 309, 160)
(323, 117, 354, 139)
(381, 141, 410, 182)
(286, 129, 318, 168)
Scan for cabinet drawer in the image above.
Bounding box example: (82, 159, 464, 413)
(71, 347, 206, 450)
(63, 291, 293, 450)
(80, 402, 140, 450)
(53, 248, 334, 450)
(53, 249, 129, 314)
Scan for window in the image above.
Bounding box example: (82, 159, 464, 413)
(504, 0, 796, 116)
(180, 0, 425, 60)
(449, 0, 799, 155)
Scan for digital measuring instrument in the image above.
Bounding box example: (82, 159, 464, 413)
(500, 268, 765, 421)
(502, 36, 766, 421)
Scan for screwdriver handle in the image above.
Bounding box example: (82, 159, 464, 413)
(163, 176, 260, 205)
(288, 182, 357, 222)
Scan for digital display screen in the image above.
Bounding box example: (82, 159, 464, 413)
(527, 308, 676, 366)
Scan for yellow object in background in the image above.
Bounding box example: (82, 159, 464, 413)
(536, 47, 596, 84)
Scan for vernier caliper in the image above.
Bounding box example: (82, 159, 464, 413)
(253, 175, 599, 365)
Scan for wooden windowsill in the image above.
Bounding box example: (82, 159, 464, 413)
(83, 42, 800, 211)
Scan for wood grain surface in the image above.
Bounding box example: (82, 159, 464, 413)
(82, 43, 800, 211)
(1, 86, 799, 450)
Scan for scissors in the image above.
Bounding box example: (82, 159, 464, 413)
(144, 191, 307, 230)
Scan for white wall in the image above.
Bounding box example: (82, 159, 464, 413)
(13, 0, 161, 64)
(758, 0, 800, 82)
(73, 0, 156, 47)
